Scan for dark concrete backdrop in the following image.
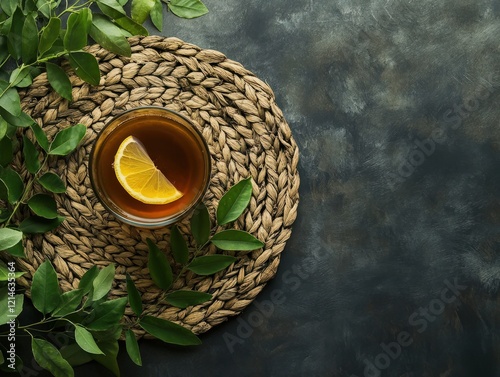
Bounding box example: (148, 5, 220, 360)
(27, 0, 500, 376)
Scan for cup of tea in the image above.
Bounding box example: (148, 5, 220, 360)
(89, 106, 211, 228)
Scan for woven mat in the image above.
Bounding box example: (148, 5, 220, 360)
(14, 35, 300, 337)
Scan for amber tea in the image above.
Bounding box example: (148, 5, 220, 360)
(89, 107, 211, 228)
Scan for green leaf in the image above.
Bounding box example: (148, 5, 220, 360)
(0, 167, 24, 204)
(0, 117, 7, 140)
(68, 51, 100, 86)
(32, 338, 74, 377)
(97, 0, 149, 36)
(36, 0, 61, 18)
(188, 255, 237, 276)
(190, 203, 210, 246)
(27, 194, 58, 219)
(78, 265, 98, 294)
(0, 228, 22, 251)
(39, 17, 61, 56)
(7, 8, 23, 59)
(92, 264, 115, 301)
(211, 229, 264, 251)
(131, 0, 155, 24)
(60, 343, 93, 367)
(170, 225, 189, 265)
(38, 172, 66, 193)
(91, 340, 119, 377)
(0, 137, 13, 167)
(9, 66, 33, 88)
(74, 325, 104, 355)
(126, 273, 142, 316)
(46, 62, 72, 101)
(168, 0, 208, 19)
(49, 123, 86, 156)
(125, 329, 142, 366)
(0, 261, 25, 281)
(165, 290, 212, 309)
(0, 287, 23, 325)
(0, 109, 34, 128)
(150, 0, 163, 31)
(64, 9, 91, 51)
(86, 297, 127, 331)
(3, 241, 25, 257)
(30, 121, 49, 151)
(19, 215, 64, 234)
(23, 135, 40, 173)
(52, 289, 85, 317)
(21, 13, 38, 64)
(0, 0, 17, 16)
(147, 238, 173, 290)
(139, 315, 201, 346)
(0, 80, 21, 116)
(216, 177, 252, 225)
(89, 13, 131, 57)
(31, 260, 62, 314)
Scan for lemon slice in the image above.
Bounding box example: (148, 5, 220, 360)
(113, 136, 183, 204)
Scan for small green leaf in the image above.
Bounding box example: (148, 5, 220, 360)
(68, 51, 100, 86)
(217, 177, 252, 225)
(165, 290, 212, 309)
(23, 135, 40, 174)
(0, 109, 34, 128)
(91, 340, 119, 376)
(168, 0, 208, 19)
(150, 0, 163, 31)
(140, 315, 201, 345)
(30, 121, 49, 151)
(131, 0, 155, 24)
(21, 13, 38, 64)
(9, 66, 33, 88)
(49, 123, 86, 156)
(0, 167, 24, 204)
(28, 194, 58, 219)
(188, 255, 237, 276)
(64, 9, 91, 51)
(31, 260, 61, 315)
(38, 172, 66, 193)
(0, 261, 24, 281)
(0, 287, 23, 325)
(0, 228, 22, 252)
(170, 225, 189, 265)
(32, 338, 74, 377)
(39, 17, 61, 56)
(0, 80, 21, 116)
(52, 289, 85, 317)
(147, 238, 173, 290)
(211, 230, 264, 251)
(190, 203, 210, 246)
(46, 62, 72, 101)
(60, 343, 93, 367)
(19, 215, 64, 234)
(0, 0, 17, 16)
(74, 325, 104, 355)
(126, 273, 143, 316)
(78, 265, 98, 294)
(89, 13, 131, 57)
(4, 240, 25, 257)
(92, 264, 115, 301)
(97, 0, 149, 36)
(125, 329, 142, 366)
(86, 297, 127, 331)
(0, 137, 13, 167)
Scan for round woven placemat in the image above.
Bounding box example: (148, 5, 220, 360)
(14, 35, 299, 337)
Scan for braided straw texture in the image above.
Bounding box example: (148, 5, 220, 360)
(14, 36, 300, 337)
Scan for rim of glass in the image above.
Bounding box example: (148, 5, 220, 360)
(89, 106, 211, 228)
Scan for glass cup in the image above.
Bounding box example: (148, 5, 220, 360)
(89, 106, 211, 228)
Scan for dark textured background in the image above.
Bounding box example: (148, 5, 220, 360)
(22, 0, 500, 376)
